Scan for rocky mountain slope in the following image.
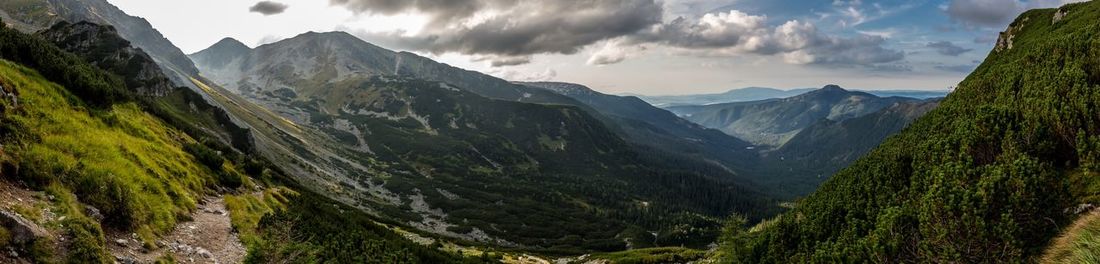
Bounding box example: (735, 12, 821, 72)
(0, 0, 200, 88)
(756, 99, 940, 197)
(518, 82, 759, 173)
(720, 2, 1100, 262)
(668, 85, 921, 147)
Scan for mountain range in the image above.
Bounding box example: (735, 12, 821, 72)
(667, 85, 922, 147)
(187, 30, 777, 250)
(635, 87, 949, 107)
(2, 0, 1095, 263)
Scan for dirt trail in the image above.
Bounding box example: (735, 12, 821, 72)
(108, 196, 246, 264)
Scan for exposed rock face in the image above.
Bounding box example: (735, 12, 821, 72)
(0, 78, 17, 110)
(0, 210, 48, 244)
(1053, 8, 1068, 24)
(38, 21, 176, 97)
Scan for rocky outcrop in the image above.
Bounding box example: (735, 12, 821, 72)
(0, 78, 17, 111)
(38, 21, 176, 97)
(1053, 7, 1068, 24)
(997, 17, 1028, 52)
(0, 210, 48, 245)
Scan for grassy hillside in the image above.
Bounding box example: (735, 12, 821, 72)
(720, 2, 1100, 263)
(0, 20, 492, 263)
(0, 59, 213, 261)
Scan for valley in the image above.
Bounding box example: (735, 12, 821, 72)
(0, 0, 1097, 263)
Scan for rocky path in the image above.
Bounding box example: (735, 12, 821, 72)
(108, 196, 246, 264)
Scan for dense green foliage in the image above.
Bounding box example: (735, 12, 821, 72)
(721, 2, 1100, 263)
(0, 20, 131, 105)
(580, 247, 707, 264)
(243, 191, 493, 264)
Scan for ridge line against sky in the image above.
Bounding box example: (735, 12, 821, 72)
(106, 0, 1086, 95)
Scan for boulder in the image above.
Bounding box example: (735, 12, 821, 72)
(0, 210, 48, 244)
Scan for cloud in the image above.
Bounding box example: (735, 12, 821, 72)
(490, 68, 558, 82)
(945, 0, 1087, 28)
(473, 55, 532, 67)
(927, 41, 973, 56)
(333, 0, 903, 69)
(597, 11, 905, 68)
(249, 1, 289, 16)
(335, 0, 663, 63)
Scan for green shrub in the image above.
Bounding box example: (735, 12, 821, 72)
(0, 226, 10, 248)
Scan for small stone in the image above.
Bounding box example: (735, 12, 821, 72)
(115, 239, 129, 247)
(84, 205, 103, 222)
(9, 250, 18, 258)
(197, 247, 213, 259)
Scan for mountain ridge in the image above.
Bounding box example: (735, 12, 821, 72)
(668, 84, 921, 146)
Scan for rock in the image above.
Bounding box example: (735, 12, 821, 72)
(1053, 8, 1068, 24)
(115, 238, 129, 247)
(0, 210, 48, 244)
(197, 247, 213, 259)
(115, 255, 136, 264)
(84, 205, 103, 222)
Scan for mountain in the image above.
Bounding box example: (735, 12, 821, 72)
(637, 87, 949, 107)
(866, 89, 952, 99)
(0, 0, 200, 88)
(637, 87, 814, 107)
(667, 85, 920, 146)
(517, 82, 759, 172)
(189, 32, 778, 251)
(722, 2, 1100, 262)
(756, 99, 940, 198)
(0, 19, 493, 263)
(190, 32, 576, 107)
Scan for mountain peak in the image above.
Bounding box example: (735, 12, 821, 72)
(821, 84, 845, 92)
(212, 37, 249, 50)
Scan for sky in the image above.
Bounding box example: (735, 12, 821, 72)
(106, 0, 1086, 95)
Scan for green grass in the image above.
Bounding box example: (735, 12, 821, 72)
(44, 184, 112, 263)
(224, 187, 296, 245)
(0, 60, 216, 242)
(584, 247, 706, 264)
(1043, 212, 1100, 263)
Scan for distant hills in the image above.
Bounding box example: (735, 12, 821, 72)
(635, 87, 949, 107)
(667, 85, 923, 147)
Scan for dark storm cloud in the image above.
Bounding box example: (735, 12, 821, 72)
(336, 0, 662, 59)
(333, 0, 902, 68)
(250, 1, 289, 15)
(927, 41, 973, 56)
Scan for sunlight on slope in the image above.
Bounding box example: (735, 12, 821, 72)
(0, 60, 213, 237)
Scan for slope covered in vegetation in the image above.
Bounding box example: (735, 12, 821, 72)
(0, 20, 491, 263)
(721, 2, 1100, 263)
